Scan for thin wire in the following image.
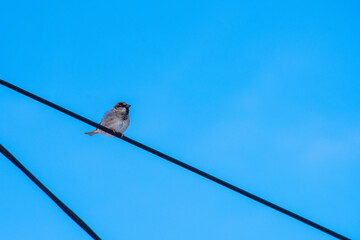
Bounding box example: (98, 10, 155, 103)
(0, 79, 350, 240)
(0, 144, 101, 240)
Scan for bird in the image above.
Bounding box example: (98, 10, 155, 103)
(85, 102, 131, 138)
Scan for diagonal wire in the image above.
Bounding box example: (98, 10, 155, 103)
(0, 144, 101, 240)
(0, 79, 350, 240)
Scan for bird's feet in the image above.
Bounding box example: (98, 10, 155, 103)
(111, 129, 124, 138)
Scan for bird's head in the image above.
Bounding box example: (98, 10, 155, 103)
(114, 102, 131, 113)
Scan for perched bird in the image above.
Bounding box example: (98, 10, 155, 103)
(85, 102, 131, 137)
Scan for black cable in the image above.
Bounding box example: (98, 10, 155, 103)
(0, 144, 101, 240)
(0, 79, 350, 240)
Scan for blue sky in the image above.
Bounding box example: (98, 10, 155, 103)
(1, 0, 359, 239)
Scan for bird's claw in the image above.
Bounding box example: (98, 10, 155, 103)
(111, 129, 124, 138)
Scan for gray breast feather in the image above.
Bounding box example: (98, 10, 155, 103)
(99, 110, 129, 133)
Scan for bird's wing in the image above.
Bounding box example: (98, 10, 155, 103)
(99, 110, 114, 125)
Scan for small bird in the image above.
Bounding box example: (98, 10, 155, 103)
(85, 102, 131, 138)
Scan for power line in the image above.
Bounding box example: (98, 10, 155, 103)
(0, 79, 350, 240)
(0, 144, 101, 240)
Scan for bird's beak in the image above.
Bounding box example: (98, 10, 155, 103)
(126, 104, 131, 108)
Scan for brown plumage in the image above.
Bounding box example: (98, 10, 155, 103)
(85, 102, 131, 137)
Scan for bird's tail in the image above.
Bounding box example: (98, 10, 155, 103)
(85, 129, 98, 136)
